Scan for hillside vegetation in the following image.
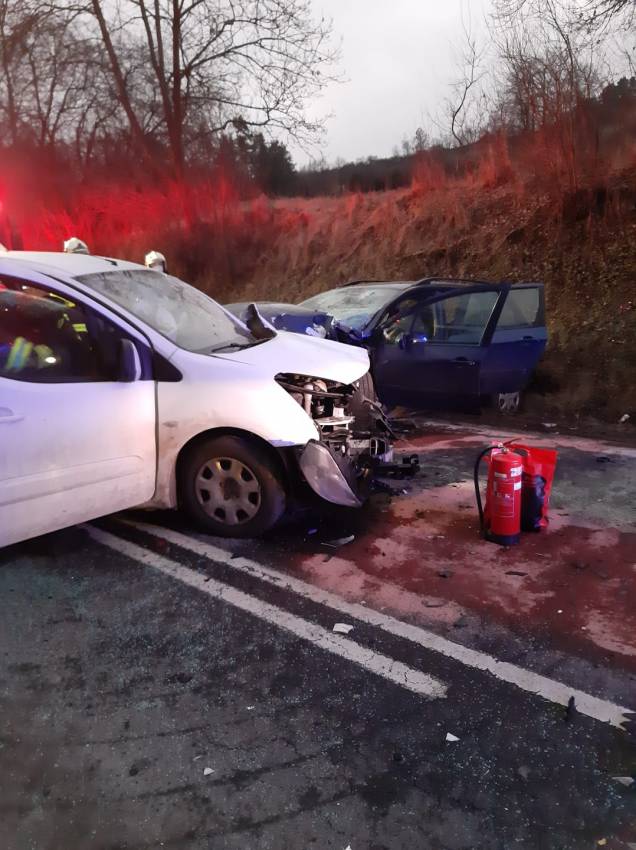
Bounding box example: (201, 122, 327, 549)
(222, 171, 636, 422)
(2, 101, 635, 423)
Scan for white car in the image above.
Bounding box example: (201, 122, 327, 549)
(0, 252, 391, 547)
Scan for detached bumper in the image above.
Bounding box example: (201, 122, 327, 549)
(298, 440, 364, 508)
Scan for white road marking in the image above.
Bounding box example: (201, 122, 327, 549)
(123, 520, 635, 731)
(87, 526, 447, 701)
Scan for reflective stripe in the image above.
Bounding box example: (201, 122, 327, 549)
(72, 322, 87, 333)
(6, 337, 33, 371)
(34, 344, 54, 367)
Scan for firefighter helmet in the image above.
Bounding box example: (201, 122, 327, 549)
(145, 250, 167, 272)
(63, 237, 89, 255)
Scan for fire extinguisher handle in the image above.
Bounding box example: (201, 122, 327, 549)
(474, 446, 498, 535)
(504, 439, 529, 455)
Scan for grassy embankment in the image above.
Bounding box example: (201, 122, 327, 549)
(14, 138, 636, 422)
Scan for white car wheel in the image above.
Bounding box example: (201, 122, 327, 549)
(179, 435, 286, 537)
(196, 457, 262, 525)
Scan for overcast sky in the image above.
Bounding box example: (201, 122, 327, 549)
(291, 0, 492, 166)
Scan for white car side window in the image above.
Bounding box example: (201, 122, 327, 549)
(0, 278, 132, 383)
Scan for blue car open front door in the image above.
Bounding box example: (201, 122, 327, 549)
(480, 285, 547, 398)
(371, 288, 504, 409)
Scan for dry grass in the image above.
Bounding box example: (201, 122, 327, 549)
(4, 133, 635, 420)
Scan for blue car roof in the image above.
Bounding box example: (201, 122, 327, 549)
(342, 278, 543, 289)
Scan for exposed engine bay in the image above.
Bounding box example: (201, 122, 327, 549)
(275, 372, 393, 461)
(275, 372, 394, 508)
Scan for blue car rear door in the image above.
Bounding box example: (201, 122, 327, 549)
(480, 285, 547, 396)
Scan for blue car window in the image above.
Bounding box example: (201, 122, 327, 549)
(498, 288, 543, 328)
(413, 292, 499, 345)
(378, 298, 420, 345)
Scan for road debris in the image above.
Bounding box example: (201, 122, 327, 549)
(505, 570, 528, 576)
(597, 839, 607, 846)
(619, 414, 630, 424)
(542, 423, 557, 429)
(372, 479, 401, 495)
(437, 570, 453, 579)
(611, 776, 635, 787)
(203, 767, 214, 776)
(193, 755, 203, 761)
(333, 623, 354, 635)
(445, 733, 460, 742)
(564, 695, 576, 722)
(376, 454, 420, 478)
(323, 534, 355, 549)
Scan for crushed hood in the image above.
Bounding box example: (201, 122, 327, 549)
(216, 328, 370, 384)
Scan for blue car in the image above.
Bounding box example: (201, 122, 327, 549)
(226, 278, 547, 414)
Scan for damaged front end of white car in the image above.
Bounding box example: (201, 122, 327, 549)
(275, 372, 394, 509)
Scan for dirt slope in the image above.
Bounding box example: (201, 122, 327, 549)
(204, 175, 635, 423)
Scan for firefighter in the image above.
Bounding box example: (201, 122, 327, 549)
(145, 250, 167, 273)
(1, 289, 71, 375)
(63, 237, 90, 255)
(1, 336, 56, 372)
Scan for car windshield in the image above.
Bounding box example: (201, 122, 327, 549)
(299, 284, 410, 331)
(77, 269, 256, 353)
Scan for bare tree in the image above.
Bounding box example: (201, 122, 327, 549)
(0, 0, 123, 164)
(495, 0, 635, 30)
(0, 1, 39, 144)
(52, 0, 337, 176)
(413, 126, 429, 152)
(442, 13, 487, 146)
(490, 0, 608, 185)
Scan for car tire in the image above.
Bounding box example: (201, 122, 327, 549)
(494, 391, 521, 415)
(349, 371, 381, 430)
(178, 435, 287, 538)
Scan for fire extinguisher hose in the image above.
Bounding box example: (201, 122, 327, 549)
(474, 446, 498, 534)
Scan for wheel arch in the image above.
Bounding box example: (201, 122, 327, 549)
(175, 427, 290, 505)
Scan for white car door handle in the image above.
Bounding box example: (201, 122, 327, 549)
(0, 409, 24, 424)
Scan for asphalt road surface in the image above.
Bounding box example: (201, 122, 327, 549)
(1, 421, 635, 850)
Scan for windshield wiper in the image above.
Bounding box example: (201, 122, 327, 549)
(208, 338, 267, 353)
(208, 341, 253, 353)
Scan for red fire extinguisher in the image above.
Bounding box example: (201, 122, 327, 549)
(474, 444, 524, 545)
